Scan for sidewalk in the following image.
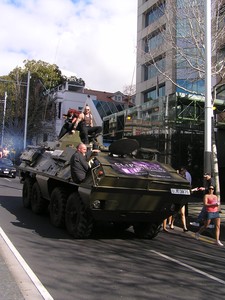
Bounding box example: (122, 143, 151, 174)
(180, 197, 225, 241)
(0, 254, 24, 300)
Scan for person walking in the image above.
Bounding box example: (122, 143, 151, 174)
(195, 186, 223, 247)
(167, 167, 191, 232)
(190, 173, 215, 227)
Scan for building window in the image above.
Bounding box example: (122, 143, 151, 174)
(144, 56, 165, 80)
(58, 102, 62, 119)
(176, 79, 205, 95)
(115, 95, 122, 102)
(158, 84, 165, 97)
(144, 89, 156, 102)
(143, 84, 165, 102)
(145, 27, 165, 52)
(145, 1, 165, 27)
(176, 45, 205, 95)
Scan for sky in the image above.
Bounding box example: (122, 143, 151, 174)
(0, 0, 137, 92)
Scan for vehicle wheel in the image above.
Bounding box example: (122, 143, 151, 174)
(65, 192, 93, 238)
(50, 187, 67, 228)
(133, 222, 161, 239)
(31, 182, 46, 214)
(22, 177, 35, 208)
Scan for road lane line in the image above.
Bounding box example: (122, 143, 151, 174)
(151, 250, 225, 285)
(4, 178, 12, 182)
(0, 227, 54, 300)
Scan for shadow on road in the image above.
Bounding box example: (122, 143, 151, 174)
(0, 195, 139, 241)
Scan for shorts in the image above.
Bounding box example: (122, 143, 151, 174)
(206, 211, 220, 220)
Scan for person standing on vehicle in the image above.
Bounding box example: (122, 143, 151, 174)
(195, 186, 223, 246)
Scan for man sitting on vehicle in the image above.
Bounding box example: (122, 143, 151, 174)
(70, 143, 99, 183)
(73, 105, 102, 148)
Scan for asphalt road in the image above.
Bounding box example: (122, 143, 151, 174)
(0, 177, 225, 300)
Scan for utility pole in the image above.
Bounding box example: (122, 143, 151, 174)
(204, 0, 212, 174)
(1, 91, 7, 147)
(24, 71, 31, 149)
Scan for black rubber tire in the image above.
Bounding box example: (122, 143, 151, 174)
(65, 192, 93, 238)
(22, 177, 34, 208)
(133, 222, 161, 239)
(31, 182, 46, 214)
(50, 187, 67, 228)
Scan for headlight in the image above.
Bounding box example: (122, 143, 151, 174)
(92, 200, 101, 209)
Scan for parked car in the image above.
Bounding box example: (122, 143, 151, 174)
(0, 158, 17, 178)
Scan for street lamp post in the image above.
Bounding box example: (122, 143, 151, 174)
(1, 91, 7, 147)
(23, 71, 31, 149)
(204, 0, 212, 174)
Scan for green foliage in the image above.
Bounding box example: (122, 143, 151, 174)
(22, 60, 65, 89)
(0, 60, 70, 159)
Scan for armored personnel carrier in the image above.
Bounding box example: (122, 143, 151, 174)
(18, 133, 191, 239)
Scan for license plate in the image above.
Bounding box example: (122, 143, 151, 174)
(171, 188, 190, 195)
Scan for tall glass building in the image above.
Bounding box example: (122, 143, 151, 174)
(136, 0, 225, 105)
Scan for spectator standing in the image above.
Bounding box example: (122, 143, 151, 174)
(168, 167, 191, 232)
(190, 173, 215, 227)
(180, 166, 192, 186)
(195, 186, 223, 246)
(198, 173, 215, 193)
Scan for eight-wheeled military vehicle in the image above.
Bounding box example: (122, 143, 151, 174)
(18, 132, 191, 239)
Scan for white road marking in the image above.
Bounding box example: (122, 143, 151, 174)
(151, 250, 225, 285)
(3, 178, 12, 181)
(0, 227, 54, 300)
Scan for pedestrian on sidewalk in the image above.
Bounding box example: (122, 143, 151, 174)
(167, 167, 191, 232)
(195, 186, 223, 246)
(190, 173, 215, 228)
(162, 218, 170, 232)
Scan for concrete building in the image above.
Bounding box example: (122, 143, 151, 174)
(37, 78, 134, 145)
(136, 0, 225, 103)
(103, 0, 225, 191)
(136, 0, 170, 105)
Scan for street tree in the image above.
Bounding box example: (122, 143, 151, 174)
(0, 60, 66, 159)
